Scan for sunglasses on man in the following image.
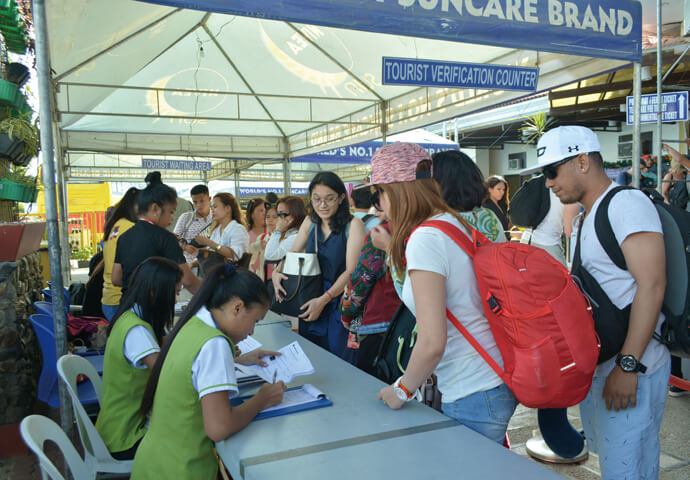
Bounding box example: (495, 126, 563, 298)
(541, 154, 582, 180)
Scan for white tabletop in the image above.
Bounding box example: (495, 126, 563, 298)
(216, 313, 562, 479)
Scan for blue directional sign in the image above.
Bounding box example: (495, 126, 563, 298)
(141, 158, 212, 171)
(626, 92, 689, 125)
(382, 57, 539, 92)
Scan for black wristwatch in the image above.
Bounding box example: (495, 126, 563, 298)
(615, 353, 647, 374)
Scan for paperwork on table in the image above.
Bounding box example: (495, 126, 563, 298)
(236, 341, 314, 384)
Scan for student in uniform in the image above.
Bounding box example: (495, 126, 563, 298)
(131, 264, 286, 479)
(372, 143, 517, 444)
(112, 172, 200, 295)
(101, 187, 139, 320)
(95, 257, 182, 460)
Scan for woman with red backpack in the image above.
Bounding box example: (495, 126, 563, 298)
(373, 143, 517, 443)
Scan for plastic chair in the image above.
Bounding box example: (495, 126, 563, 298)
(34, 301, 61, 318)
(20, 414, 96, 480)
(57, 355, 134, 474)
(29, 315, 100, 408)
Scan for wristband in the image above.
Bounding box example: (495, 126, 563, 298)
(325, 290, 334, 302)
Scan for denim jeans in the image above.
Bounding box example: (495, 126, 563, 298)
(442, 383, 518, 443)
(102, 303, 119, 322)
(580, 354, 671, 480)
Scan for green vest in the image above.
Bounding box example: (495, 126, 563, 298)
(95, 310, 157, 453)
(131, 316, 234, 480)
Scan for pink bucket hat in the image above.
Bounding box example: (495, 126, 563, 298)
(370, 142, 432, 185)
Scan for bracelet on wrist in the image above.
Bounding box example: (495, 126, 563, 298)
(325, 290, 334, 302)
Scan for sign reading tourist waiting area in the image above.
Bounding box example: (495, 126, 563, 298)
(382, 57, 538, 91)
(626, 92, 689, 125)
(141, 158, 212, 171)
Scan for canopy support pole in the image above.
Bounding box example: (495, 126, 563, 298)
(56, 146, 71, 284)
(34, 0, 72, 437)
(633, 62, 642, 189)
(283, 157, 292, 195)
(233, 160, 240, 198)
(380, 101, 388, 146)
(656, 0, 663, 193)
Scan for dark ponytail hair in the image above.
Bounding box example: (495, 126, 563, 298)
(139, 264, 269, 418)
(103, 187, 140, 242)
(108, 257, 182, 345)
(138, 171, 177, 214)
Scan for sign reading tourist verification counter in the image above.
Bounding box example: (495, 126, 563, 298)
(626, 92, 689, 125)
(382, 57, 539, 92)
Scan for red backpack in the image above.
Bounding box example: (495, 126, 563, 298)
(418, 220, 599, 409)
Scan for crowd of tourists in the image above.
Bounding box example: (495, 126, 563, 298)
(84, 126, 685, 480)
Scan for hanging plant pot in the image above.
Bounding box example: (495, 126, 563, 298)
(0, 178, 24, 201)
(11, 150, 32, 167)
(0, 221, 46, 262)
(0, 78, 20, 108)
(7, 63, 29, 87)
(0, 132, 25, 162)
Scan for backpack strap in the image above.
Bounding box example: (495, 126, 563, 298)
(594, 186, 635, 271)
(413, 219, 508, 383)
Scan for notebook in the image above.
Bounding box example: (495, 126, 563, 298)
(235, 341, 314, 384)
(231, 384, 332, 420)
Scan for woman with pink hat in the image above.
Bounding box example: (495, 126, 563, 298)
(372, 142, 517, 444)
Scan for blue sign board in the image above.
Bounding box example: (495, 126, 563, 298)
(294, 140, 458, 164)
(626, 92, 689, 125)
(141, 158, 212, 171)
(141, 0, 642, 62)
(382, 57, 538, 91)
(239, 186, 307, 197)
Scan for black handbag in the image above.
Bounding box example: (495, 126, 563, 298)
(373, 303, 417, 384)
(269, 226, 322, 317)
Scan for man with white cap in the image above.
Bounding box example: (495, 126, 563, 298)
(524, 126, 670, 479)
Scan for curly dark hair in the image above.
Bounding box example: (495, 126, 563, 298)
(308, 171, 352, 234)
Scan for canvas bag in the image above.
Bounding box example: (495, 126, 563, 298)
(418, 220, 600, 409)
(269, 225, 322, 317)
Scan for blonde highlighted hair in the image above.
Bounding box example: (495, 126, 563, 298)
(381, 179, 472, 274)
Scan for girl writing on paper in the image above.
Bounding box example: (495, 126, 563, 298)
(372, 143, 517, 444)
(96, 257, 181, 460)
(272, 172, 366, 358)
(132, 264, 286, 480)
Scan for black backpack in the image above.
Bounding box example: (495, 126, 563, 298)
(373, 303, 417, 384)
(595, 186, 690, 358)
(508, 175, 550, 229)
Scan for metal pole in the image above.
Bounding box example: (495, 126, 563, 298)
(233, 160, 240, 198)
(656, 0, 663, 193)
(380, 101, 388, 146)
(633, 62, 641, 189)
(454, 118, 459, 145)
(34, 0, 72, 436)
(55, 146, 70, 283)
(283, 156, 291, 194)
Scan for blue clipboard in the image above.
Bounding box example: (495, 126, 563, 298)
(231, 385, 332, 420)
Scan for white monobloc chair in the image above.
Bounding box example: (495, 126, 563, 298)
(56, 354, 134, 475)
(20, 414, 96, 480)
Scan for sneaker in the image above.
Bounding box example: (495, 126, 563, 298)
(669, 386, 690, 397)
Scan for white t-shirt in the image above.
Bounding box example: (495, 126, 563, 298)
(264, 229, 298, 261)
(123, 325, 160, 369)
(402, 212, 504, 402)
(191, 306, 239, 399)
(531, 189, 565, 246)
(571, 182, 668, 377)
(210, 220, 249, 259)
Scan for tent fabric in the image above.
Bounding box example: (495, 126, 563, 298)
(46, 0, 637, 179)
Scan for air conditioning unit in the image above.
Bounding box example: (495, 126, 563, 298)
(508, 152, 526, 170)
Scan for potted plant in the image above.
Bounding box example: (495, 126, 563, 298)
(0, 108, 39, 166)
(7, 62, 29, 86)
(0, 162, 38, 203)
(71, 246, 93, 268)
(520, 113, 555, 145)
(0, 220, 46, 261)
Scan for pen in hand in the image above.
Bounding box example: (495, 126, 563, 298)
(272, 369, 278, 384)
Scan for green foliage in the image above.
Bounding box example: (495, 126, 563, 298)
(0, 108, 39, 156)
(71, 246, 93, 260)
(1, 163, 36, 186)
(520, 113, 555, 144)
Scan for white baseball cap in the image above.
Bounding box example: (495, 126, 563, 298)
(520, 126, 601, 175)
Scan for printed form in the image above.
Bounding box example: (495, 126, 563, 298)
(236, 341, 314, 384)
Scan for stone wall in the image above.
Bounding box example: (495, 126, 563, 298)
(0, 252, 42, 424)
